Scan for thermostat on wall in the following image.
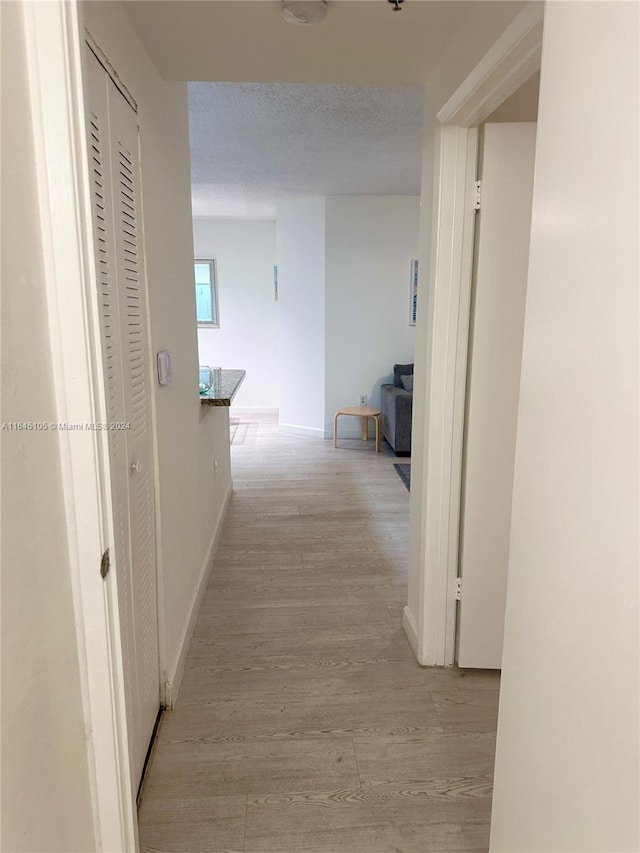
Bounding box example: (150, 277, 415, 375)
(157, 350, 172, 386)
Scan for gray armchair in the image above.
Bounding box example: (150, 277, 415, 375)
(381, 363, 413, 455)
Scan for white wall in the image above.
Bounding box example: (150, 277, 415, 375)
(275, 196, 419, 437)
(83, 1, 232, 698)
(325, 196, 419, 437)
(195, 218, 278, 410)
(276, 198, 326, 435)
(491, 3, 639, 850)
(485, 70, 539, 123)
(0, 3, 95, 849)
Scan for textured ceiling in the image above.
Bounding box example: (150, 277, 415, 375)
(189, 82, 424, 218)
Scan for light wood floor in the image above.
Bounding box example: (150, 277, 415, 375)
(138, 414, 500, 853)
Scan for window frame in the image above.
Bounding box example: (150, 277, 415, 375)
(194, 258, 219, 328)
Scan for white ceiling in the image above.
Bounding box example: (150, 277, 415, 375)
(189, 82, 424, 218)
(124, 0, 492, 85)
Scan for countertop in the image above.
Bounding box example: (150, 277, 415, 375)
(199, 369, 246, 407)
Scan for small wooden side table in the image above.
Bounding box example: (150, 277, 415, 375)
(333, 406, 382, 452)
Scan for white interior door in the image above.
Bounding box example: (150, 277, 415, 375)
(457, 122, 537, 669)
(85, 46, 160, 789)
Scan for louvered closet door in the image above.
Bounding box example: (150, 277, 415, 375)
(84, 47, 160, 791)
(106, 77, 160, 784)
(84, 51, 142, 789)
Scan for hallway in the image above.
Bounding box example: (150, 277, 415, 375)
(138, 414, 500, 853)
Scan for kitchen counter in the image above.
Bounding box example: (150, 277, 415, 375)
(199, 369, 246, 407)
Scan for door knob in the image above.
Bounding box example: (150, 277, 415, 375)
(131, 459, 142, 474)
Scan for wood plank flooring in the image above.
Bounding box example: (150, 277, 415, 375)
(139, 414, 500, 853)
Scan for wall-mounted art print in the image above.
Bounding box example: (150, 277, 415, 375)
(409, 259, 419, 326)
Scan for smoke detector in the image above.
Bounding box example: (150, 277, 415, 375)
(281, 1, 328, 25)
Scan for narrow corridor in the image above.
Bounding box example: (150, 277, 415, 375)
(139, 414, 499, 853)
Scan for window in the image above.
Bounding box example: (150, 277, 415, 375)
(194, 259, 219, 327)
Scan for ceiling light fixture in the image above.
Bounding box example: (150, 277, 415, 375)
(387, 0, 405, 10)
(281, 1, 328, 25)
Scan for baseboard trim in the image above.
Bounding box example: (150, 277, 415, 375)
(231, 407, 278, 416)
(279, 422, 325, 438)
(163, 479, 232, 708)
(402, 605, 420, 662)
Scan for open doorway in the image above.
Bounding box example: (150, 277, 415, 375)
(404, 4, 544, 668)
(187, 82, 423, 444)
(456, 72, 540, 669)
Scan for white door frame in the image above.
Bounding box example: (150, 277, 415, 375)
(404, 2, 544, 666)
(23, 0, 137, 848)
